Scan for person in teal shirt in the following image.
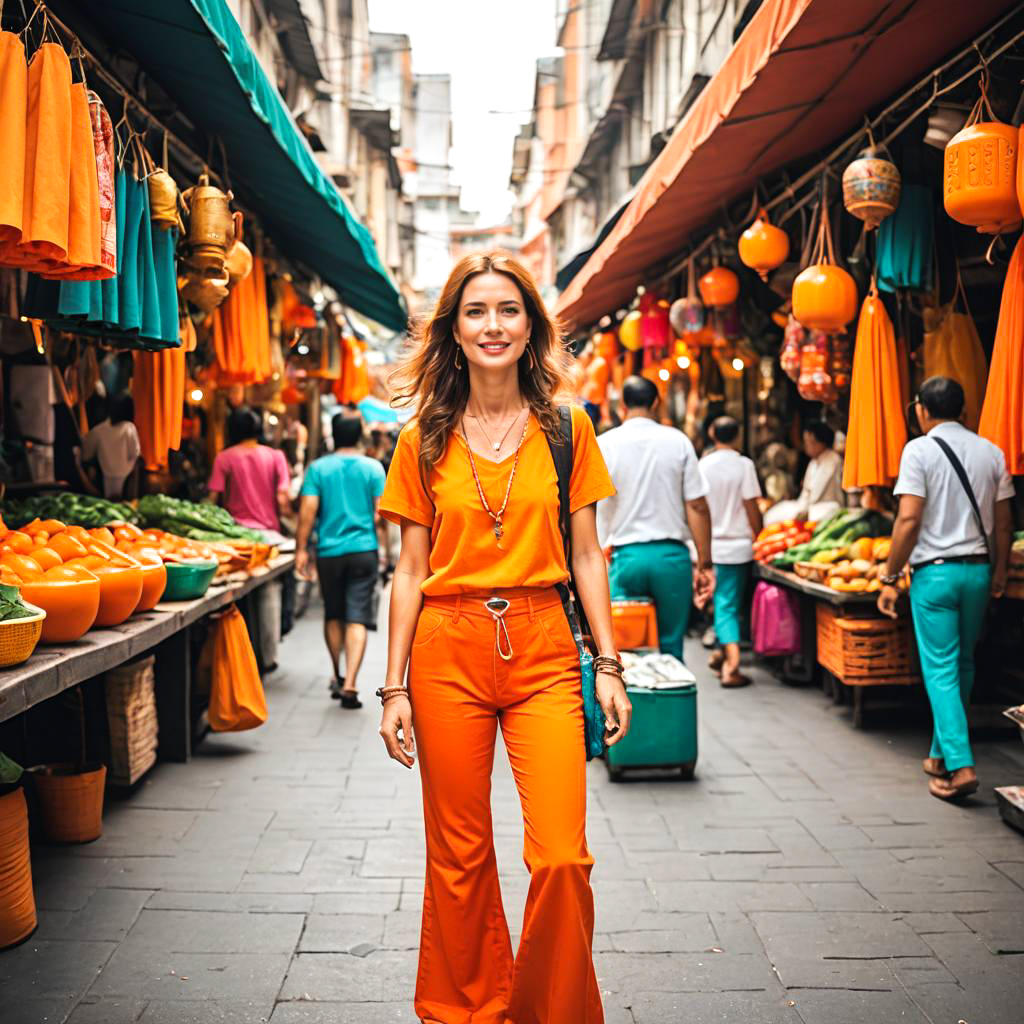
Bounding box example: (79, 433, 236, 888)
(297, 413, 386, 708)
(878, 378, 1013, 802)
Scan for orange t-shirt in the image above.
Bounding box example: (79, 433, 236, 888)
(380, 404, 614, 595)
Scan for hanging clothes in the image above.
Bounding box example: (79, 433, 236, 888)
(979, 236, 1024, 475)
(213, 256, 271, 384)
(842, 288, 907, 490)
(133, 345, 185, 471)
(0, 30, 27, 250)
(876, 184, 934, 293)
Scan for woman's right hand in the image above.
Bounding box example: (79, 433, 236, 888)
(379, 695, 415, 769)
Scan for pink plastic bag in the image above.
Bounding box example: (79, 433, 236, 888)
(751, 582, 802, 657)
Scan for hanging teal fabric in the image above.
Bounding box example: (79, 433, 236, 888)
(119, 173, 146, 333)
(152, 224, 179, 344)
(136, 181, 162, 341)
(877, 183, 934, 293)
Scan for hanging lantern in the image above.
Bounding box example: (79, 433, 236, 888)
(738, 208, 789, 279)
(669, 260, 704, 334)
(640, 297, 672, 353)
(944, 79, 1020, 235)
(797, 330, 837, 403)
(780, 315, 803, 382)
(618, 309, 642, 351)
(699, 266, 739, 308)
(842, 143, 901, 230)
(792, 206, 857, 332)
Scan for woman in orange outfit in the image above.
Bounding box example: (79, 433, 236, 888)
(378, 252, 632, 1024)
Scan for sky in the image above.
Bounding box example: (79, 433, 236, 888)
(368, 0, 559, 226)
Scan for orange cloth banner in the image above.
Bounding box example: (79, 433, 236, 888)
(842, 290, 907, 490)
(979, 236, 1024, 476)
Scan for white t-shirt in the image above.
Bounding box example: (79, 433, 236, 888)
(894, 421, 1014, 566)
(700, 447, 763, 564)
(82, 419, 142, 499)
(596, 417, 707, 548)
(797, 447, 844, 515)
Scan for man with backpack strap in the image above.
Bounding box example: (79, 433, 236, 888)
(879, 377, 1013, 801)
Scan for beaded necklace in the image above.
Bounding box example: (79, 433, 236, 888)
(461, 412, 531, 542)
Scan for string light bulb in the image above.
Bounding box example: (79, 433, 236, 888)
(190, 388, 203, 402)
(677, 356, 691, 369)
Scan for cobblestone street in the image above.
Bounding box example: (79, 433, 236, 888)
(4, 602, 1024, 1024)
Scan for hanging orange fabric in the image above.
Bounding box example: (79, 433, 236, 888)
(335, 336, 370, 404)
(979, 235, 1024, 475)
(212, 256, 271, 385)
(133, 345, 185, 471)
(17, 42, 72, 266)
(208, 604, 267, 732)
(843, 287, 907, 489)
(0, 31, 27, 250)
(40, 80, 106, 280)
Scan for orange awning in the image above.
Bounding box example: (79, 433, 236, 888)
(556, 0, 1017, 329)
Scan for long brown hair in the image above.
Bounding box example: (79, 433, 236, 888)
(390, 251, 575, 479)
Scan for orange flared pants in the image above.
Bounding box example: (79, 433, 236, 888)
(409, 587, 604, 1024)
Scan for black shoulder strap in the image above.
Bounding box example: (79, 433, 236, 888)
(932, 435, 991, 560)
(547, 405, 574, 562)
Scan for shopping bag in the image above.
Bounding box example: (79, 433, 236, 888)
(208, 604, 267, 731)
(751, 582, 802, 657)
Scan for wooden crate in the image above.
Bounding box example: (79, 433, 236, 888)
(815, 603, 919, 686)
(105, 656, 159, 786)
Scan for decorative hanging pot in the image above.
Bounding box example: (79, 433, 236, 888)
(944, 76, 1020, 235)
(780, 315, 803, 382)
(669, 259, 705, 334)
(738, 208, 789, 279)
(147, 134, 183, 232)
(180, 173, 234, 274)
(618, 309, 642, 351)
(842, 137, 901, 230)
(792, 204, 857, 332)
(640, 295, 671, 353)
(224, 212, 252, 290)
(699, 265, 739, 308)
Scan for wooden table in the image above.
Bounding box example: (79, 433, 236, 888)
(0, 555, 294, 760)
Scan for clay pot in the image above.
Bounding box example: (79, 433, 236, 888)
(792, 264, 858, 333)
(842, 147, 901, 229)
(0, 788, 36, 948)
(698, 266, 739, 308)
(29, 764, 106, 843)
(738, 210, 790, 278)
(945, 117, 1019, 234)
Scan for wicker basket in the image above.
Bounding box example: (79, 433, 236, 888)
(105, 657, 159, 787)
(815, 603, 919, 686)
(0, 606, 45, 669)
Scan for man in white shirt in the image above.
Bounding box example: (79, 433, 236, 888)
(80, 395, 142, 500)
(763, 420, 844, 526)
(700, 416, 763, 687)
(879, 377, 1013, 802)
(597, 376, 713, 661)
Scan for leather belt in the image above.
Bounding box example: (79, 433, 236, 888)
(911, 554, 989, 570)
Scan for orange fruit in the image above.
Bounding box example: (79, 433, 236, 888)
(50, 533, 89, 562)
(31, 547, 63, 572)
(0, 552, 43, 581)
(3, 531, 34, 554)
(0, 565, 23, 586)
(90, 527, 116, 546)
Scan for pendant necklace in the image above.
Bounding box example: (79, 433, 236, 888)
(466, 406, 525, 453)
(462, 412, 531, 542)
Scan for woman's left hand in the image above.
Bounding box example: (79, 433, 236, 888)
(596, 670, 632, 746)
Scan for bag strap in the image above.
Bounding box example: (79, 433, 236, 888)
(932, 435, 991, 561)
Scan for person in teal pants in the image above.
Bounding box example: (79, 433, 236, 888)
(879, 377, 1013, 802)
(700, 417, 762, 686)
(597, 377, 714, 661)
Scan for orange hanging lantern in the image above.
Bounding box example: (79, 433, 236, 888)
(618, 309, 642, 351)
(944, 77, 1020, 235)
(792, 205, 857, 332)
(698, 265, 739, 308)
(738, 209, 789, 280)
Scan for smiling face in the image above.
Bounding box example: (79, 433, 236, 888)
(453, 272, 532, 372)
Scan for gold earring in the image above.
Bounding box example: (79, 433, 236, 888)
(526, 345, 535, 371)
(455, 346, 463, 370)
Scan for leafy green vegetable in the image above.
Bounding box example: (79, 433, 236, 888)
(0, 583, 33, 622)
(137, 495, 263, 542)
(0, 751, 22, 785)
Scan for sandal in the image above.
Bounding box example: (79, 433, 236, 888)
(720, 672, 752, 688)
(922, 757, 948, 778)
(708, 650, 725, 675)
(928, 775, 979, 801)
(339, 690, 363, 710)
(329, 677, 345, 700)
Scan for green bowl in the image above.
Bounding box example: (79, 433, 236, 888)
(160, 561, 219, 602)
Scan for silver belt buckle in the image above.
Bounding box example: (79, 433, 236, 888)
(485, 597, 511, 617)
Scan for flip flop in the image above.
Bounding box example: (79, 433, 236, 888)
(708, 650, 725, 673)
(922, 757, 948, 778)
(720, 672, 752, 688)
(928, 776, 979, 801)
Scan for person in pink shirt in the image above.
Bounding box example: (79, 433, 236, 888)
(208, 407, 292, 669)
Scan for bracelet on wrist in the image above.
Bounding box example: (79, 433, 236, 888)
(375, 686, 410, 705)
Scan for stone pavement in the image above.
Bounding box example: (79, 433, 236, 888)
(4, 602, 1024, 1024)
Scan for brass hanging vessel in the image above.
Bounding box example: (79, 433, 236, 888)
(181, 172, 234, 274)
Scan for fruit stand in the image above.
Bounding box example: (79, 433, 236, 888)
(0, 552, 294, 762)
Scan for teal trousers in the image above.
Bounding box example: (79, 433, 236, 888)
(909, 561, 991, 772)
(609, 541, 692, 660)
(713, 562, 750, 647)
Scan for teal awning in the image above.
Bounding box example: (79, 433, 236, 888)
(82, 0, 407, 332)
